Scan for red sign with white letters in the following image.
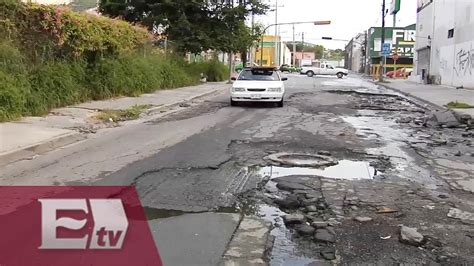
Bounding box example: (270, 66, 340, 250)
(0, 186, 162, 266)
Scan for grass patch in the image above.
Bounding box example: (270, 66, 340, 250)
(96, 104, 151, 122)
(446, 101, 474, 109)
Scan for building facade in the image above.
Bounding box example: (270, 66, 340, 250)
(293, 52, 316, 66)
(345, 32, 366, 73)
(253, 36, 294, 67)
(254, 35, 280, 67)
(366, 24, 416, 73)
(413, 0, 474, 88)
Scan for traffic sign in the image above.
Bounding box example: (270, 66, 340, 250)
(392, 53, 400, 61)
(382, 43, 391, 56)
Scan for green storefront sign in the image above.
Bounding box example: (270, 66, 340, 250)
(390, 0, 401, 14)
(368, 24, 416, 58)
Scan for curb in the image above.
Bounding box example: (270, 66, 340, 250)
(372, 81, 447, 111)
(146, 85, 229, 114)
(0, 132, 85, 167)
(375, 81, 473, 124)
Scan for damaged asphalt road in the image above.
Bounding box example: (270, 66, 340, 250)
(1, 74, 473, 265)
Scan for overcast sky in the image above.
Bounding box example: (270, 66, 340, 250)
(256, 0, 418, 49)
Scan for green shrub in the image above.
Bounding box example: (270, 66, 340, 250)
(446, 101, 474, 109)
(0, 2, 230, 122)
(27, 59, 87, 115)
(188, 60, 229, 82)
(1, 1, 150, 61)
(205, 60, 229, 82)
(0, 70, 28, 121)
(0, 39, 27, 74)
(86, 54, 196, 99)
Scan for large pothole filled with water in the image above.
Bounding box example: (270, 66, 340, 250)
(257, 160, 377, 180)
(265, 152, 338, 168)
(241, 157, 382, 264)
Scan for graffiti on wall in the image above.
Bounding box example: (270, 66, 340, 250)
(455, 45, 473, 77)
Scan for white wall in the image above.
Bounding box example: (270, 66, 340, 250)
(414, 1, 434, 76)
(429, 0, 474, 88)
(279, 43, 291, 66)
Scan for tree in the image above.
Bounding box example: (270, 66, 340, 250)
(98, 0, 268, 54)
(287, 43, 325, 60)
(326, 48, 344, 61)
(312, 45, 324, 59)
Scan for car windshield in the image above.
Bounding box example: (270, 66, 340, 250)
(238, 69, 279, 81)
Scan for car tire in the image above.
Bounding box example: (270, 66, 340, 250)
(337, 72, 344, 79)
(276, 99, 284, 108)
(230, 99, 238, 107)
(307, 71, 314, 77)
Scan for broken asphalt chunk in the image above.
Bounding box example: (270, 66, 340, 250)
(399, 226, 425, 247)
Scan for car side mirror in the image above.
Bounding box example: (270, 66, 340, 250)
(230, 77, 237, 81)
(281, 77, 288, 81)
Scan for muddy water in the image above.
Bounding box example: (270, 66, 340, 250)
(341, 111, 442, 187)
(256, 204, 315, 265)
(248, 159, 377, 265)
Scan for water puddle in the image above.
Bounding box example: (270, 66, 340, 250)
(341, 112, 443, 188)
(256, 204, 315, 265)
(257, 160, 376, 180)
(267, 152, 337, 168)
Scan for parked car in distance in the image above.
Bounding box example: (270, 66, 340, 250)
(300, 62, 348, 78)
(386, 67, 413, 78)
(230, 67, 287, 107)
(279, 64, 301, 73)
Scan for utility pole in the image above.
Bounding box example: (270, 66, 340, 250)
(301, 32, 305, 67)
(274, 0, 278, 67)
(250, 11, 255, 66)
(272, 0, 284, 66)
(379, 0, 386, 82)
(292, 24, 296, 66)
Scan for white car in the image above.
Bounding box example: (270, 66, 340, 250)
(300, 62, 348, 78)
(230, 67, 287, 107)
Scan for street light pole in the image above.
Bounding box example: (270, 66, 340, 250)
(292, 24, 296, 66)
(274, 0, 278, 67)
(301, 32, 304, 66)
(379, 0, 386, 82)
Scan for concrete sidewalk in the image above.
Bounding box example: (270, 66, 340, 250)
(0, 82, 230, 167)
(379, 79, 474, 118)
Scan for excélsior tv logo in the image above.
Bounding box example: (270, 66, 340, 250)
(39, 199, 128, 250)
(0, 186, 162, 266)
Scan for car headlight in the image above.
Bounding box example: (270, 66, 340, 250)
(268, 87, 282, 92)
(232, 87, 246, 92)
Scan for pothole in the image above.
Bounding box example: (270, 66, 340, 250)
(143, 207, 186, 220)
(254, 160, 377, 180)
(256, 204, 316, 265)
(239, 159, 380, 263)
(265, 152, 337, 168)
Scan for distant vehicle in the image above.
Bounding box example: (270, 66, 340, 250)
(386, 67, 413, 78)
(300, 62, 348, 78)
(300, 59, 313, 67)
(230, 67, 287, 107)
(279, 64, 300, 73)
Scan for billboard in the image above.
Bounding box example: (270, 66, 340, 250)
(417, 0, 433, 12)
(390, 0, 401, 15)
